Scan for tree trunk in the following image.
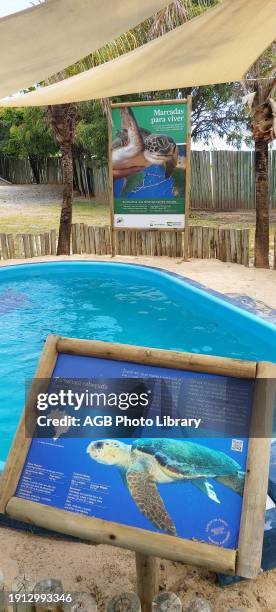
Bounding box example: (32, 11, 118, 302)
(29, 155, 40, 184)
(58, 145, 74, 254)
(48, 104, 77, 255)
(254, 139, 269, 268)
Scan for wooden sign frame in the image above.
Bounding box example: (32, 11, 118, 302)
(108, 98, 192, 258)
(0, 334, 275, 580)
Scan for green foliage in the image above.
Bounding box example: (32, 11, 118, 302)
(0, 107, 57, 158)
(0, 0, 273, 164)
(74, 101, 107, 160)
(0, 101, 108, 163)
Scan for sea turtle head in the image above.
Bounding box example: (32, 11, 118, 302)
(87, 439, 131, 468)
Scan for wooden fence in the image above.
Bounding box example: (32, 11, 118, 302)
(0, 156, 109, 199)
(0, 231, 57, 260)
(191, 150, 257, 210)
(190, 150, 276, 210)
(0, 156, 63, 185)
(1, 151, 276, 209)
(0, 225, 250, 266)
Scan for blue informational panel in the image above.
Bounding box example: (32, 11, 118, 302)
(16, 352, 254, 549)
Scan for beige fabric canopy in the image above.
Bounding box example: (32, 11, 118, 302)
(0, 0, 169, 99)
(1, 0, 275, 108)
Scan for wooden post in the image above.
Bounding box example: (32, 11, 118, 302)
(135, 553, 159, 612)
(236, 362, 276, 578)
(50, 230, 57, 256)
(183, 95, 192, 261)
(152, 592, 182, 611)
(7, 234, 15, 259)
(108, 103, 115, 257)
(106, 593, 141, 612)
(0, 335, 59, 513)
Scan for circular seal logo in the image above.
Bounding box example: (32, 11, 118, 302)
(205, 518, 230, 546)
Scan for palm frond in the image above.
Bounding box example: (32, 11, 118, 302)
(150, 0, 218, 38)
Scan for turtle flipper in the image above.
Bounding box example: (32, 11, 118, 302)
(216, 472, 245, 496)
(192, 479, 221, 504)
(126, 466, 176, 536)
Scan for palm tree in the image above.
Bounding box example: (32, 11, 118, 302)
(242, 57, 276, 268)
(45, 1, 215, 256)
(48, 103, 77, 255)
(251, 81, 276, 268)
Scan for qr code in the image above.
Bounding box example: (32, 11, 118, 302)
(231, 439, 243, 452)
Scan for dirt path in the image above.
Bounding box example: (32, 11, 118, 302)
(0, 184, 63, 206)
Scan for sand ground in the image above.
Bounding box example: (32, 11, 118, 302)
(1, 255, 276, 611)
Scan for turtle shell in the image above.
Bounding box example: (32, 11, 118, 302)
(132, 438, 242, 479)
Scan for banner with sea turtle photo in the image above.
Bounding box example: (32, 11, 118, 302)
(110, 100, 190, 230)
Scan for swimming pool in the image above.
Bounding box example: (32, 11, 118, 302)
(1, 261, 276, 464)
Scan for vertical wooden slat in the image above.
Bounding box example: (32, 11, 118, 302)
(40, 233, 45, 256)
(94, 227, 101, 254)
(192, 226, 198, 258)
(218, 229, 226, 262)
(83, 224, 90, 254)
(22, 234, 31, 259)
(88, 226, 96, 254)
(7, 234, 15, 259)
(34, 234, 41, 257)
(209, 228, 215, 259)
(44, 232, 50, 255)
(229, 229, 237, 264)
(16, 234, 24, 258)
(202, 226, 210, 259)
(28, 234, 35, 258)
(80, 223, 85, 254)
(71, 224, 77, 254)
(197, 226, 203, 258)
(0, 234, 9, 259)
(75, 223, 81, 254)
(236, 230, 242, 265)
(225, 229, 231, 262)
(50, 230, 56, 255)
(242, 229, 249, 267)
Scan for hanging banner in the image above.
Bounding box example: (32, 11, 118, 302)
(109, 99, 191, 230)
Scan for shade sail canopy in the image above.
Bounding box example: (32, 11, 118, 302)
(1, 0, 275, 108)
(0, 0, 169, 99)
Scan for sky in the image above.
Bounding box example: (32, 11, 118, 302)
(0, 0, 38, 18)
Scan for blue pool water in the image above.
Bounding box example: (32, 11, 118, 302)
(1, 261, 276, 464)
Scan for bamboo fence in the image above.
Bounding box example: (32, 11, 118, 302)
(1, 151, 276, 210)
(0, 230, 57, 260)
(0, 225, 250, 266)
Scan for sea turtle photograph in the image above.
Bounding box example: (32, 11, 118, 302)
(87, 438, 245, 536)
(112, 106, 179, 179)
